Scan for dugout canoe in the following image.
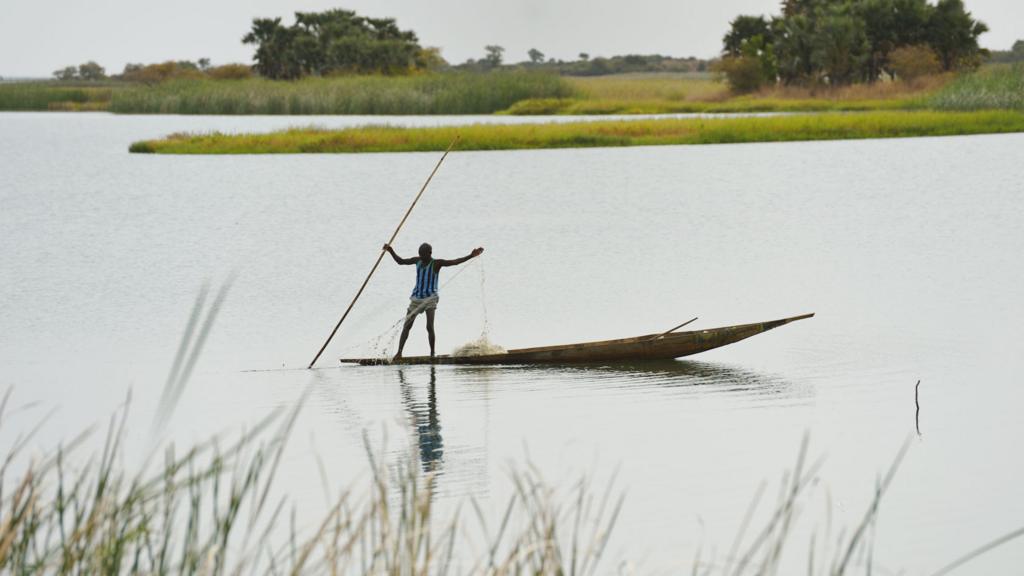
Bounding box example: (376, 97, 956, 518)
(339, 313, 813, 366)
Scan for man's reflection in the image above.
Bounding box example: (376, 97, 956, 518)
(398, 366, 444, 473)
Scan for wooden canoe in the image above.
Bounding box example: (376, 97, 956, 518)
(339, 313, 813, 366)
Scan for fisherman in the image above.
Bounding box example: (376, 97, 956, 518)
(384, 242, 484, 360)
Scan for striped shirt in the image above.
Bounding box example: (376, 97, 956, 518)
(411, 259, 440, 299)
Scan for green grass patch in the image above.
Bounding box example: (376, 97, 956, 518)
(929, 63, 1024, 111)
(0, 82, 112, 111)
(130, 110, 1024, 154)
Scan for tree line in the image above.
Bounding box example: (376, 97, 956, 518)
(52, 59, 253, 83)
(718, 0, 989, 91)
(44, 5, 1017, 84)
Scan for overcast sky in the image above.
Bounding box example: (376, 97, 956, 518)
(1, 0, 1020, 77)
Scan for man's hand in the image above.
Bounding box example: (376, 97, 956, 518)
(471, 247, 484, 257)
(383, 243, 394, 254)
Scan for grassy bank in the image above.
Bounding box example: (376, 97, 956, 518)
(129, 110, 1024, 154)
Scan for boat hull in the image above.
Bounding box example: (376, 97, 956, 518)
(340, 313, 813, 366)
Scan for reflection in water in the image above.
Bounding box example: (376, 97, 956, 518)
(398, 366, 444, 473)
(447, 359, 808, 405)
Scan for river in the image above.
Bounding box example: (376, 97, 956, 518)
(1, 111, 1023, 573)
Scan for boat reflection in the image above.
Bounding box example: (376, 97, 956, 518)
(398, 366, 444, 473)
(448, 358, 807, 403)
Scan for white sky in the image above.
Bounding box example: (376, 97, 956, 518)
(1, 0, 1020, 77)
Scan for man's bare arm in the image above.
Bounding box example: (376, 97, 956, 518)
(436, 247, 484, 268)
(383, 244, 418, 265)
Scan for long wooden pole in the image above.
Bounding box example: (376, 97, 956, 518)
(307, 138, 459, 369)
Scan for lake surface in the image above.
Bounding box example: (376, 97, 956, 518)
(2, 111, 1023, 574)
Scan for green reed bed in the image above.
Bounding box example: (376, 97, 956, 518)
(129, 110, 1024, 154)
(929, 64, 1024, 111)
(107, 72, 575, 115)
(0, 82, 112, 111)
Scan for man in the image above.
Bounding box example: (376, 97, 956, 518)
(384, 242, 484, 360)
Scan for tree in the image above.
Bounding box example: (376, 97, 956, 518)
(811, 2, 871, 85)
(717, 35, 777, 92)
(773, 13, 816, 84)
(1014, 40, 1024, 54)
(243, 9, 425, 79)
(723, 15, 773, 57)
(927, 0, 988, 70)
(483, 45, 504, 68)
(53, 66, 78, 81)
(578, 52, 589, 61)
(415, 47, 447, 70)
(527, 48, 545, 64)
(197, 58, 211, 71)
(77, 61, 107, 81)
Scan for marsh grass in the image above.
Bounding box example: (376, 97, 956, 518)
(929, 64, 1024, 111)
(107, 72, 576, 115)
(129, 110, 1024, 154)
(0, 82, 113, 111)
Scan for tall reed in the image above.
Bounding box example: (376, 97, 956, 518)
(0, 83, 112, 111)
(108, 72, 576, 115)
(929, 64, 1024, 111)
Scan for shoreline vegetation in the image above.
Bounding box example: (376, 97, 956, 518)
(1, 65, 1020, 117)
(129, 110, 1024, 154)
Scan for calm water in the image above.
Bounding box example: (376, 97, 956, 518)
(2, 112, 1023, 573)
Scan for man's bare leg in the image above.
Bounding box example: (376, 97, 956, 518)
(394, 315, 416, 360)
(425, 309, 436, 358)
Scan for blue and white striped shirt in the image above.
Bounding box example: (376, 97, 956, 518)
(411, 259, 439, 299)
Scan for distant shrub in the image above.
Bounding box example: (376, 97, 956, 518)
(207, 64, 254, 80)
(121, 61, 204, 84)
(715, 56, 769, 94)
(890, 45, 943, 81)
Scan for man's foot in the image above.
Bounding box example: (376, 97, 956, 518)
(392, 352, 403, 363)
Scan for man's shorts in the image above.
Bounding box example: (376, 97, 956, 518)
(407, 294, 439, 318)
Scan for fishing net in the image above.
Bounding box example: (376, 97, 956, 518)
(452, 335, 507, 357)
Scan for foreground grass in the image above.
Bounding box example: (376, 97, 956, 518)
(3, 394, 1021, 574)
(129, 110, 1024, 154)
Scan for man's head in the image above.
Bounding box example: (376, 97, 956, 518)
(418, 243, 432, 260)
